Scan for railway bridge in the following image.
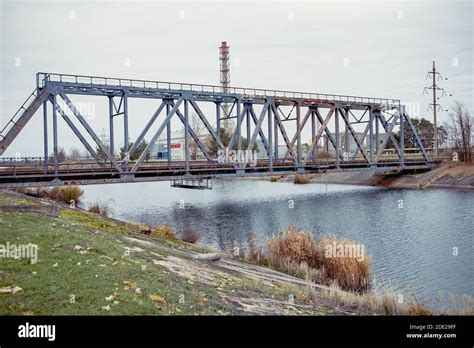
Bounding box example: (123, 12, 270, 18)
(0, 72, 431, 188)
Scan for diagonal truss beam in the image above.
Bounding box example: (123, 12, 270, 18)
(59, 92, 122, 172)
(244, 103, 270, 167)
(171, 101, 214, 162)
(302, 107, 335, 166)
(377, 111, 402, 160)
(313, 108, 345, 163)
(248, 105, 270, 156)
(338, 107, 369, 163)
(131, 98, 183, 173)
(271, 104, 298, 165)
(282, 108, 312, 161)
(127, 101, 166, 156)
(55, 103, 104, 168)
(403, 113, 430, 162)
(375, 111, 400, 163)
(227, 104, 248, 151)
(189, 99, 226, 151)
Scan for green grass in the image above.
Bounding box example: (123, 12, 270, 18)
(0, 193, 237, 315)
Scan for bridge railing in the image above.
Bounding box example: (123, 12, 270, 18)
(37, 72, 400, 107)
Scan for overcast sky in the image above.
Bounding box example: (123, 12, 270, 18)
(0, 0, 472, 156)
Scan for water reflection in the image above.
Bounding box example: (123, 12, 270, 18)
(81, 179, 474, 302)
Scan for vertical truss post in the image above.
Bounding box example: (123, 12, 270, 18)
(311, 109, 316, 162)
(51, 94, 58, 176)
(268, 99, 273, 171)
(246, 106, 250, 151)
(216, 102, 221, 138)
(375, 110, 380, 155)
(43, 100, 48, 167)
(296, 102, 301, 166)
(369, 107, 374, 166)
(335, 107, 340, 169)
(108, 96, 114, 156)
(344, 107, 349, 161)
(123, 91, 129, 170)
(274, 106, 279, 163)
(399, 106, 405, 167)
(237, 100, 241, 153)
(166, 102, 171, 165)
(184, 98, 190, 175)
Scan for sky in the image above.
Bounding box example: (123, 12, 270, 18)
(0, 0, 472, 157)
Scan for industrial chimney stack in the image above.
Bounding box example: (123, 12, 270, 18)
(219, 41, 232, 129)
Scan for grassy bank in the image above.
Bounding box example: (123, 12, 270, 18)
(0, 190, 472, 315)
(0, 190, 355, 315)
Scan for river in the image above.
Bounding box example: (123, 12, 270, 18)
(80, 179, 474, 304)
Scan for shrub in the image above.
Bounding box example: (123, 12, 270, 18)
(87, 201, 112, 217)
(293, 174, 310, 184)
(151, 224, 176, 239)
(36, 186, 84, 205)
(265, 226, 371, 292)
(180, 228, 201, 243)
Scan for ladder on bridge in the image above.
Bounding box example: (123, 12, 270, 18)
(0, 88, 50, 155)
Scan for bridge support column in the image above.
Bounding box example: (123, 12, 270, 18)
(311, 109, 316, 162)
(43, 100, 48, 167)
(268, 99, 273, 172)
(108, 96, 114, 157)
(123, 91, 129, 170)
(344, 107, 349, 164)
(52, 94, 59, 177)
(369, 107, 375, 169)
(399, 106, 405, 168)
(166, 102, 171, 165)
(296, 102, 301, 166)
(274, 105, 278, 163)
(216, 102, 221, 139)
(184, 98, 190, 175)
(335, 107, 340, 170)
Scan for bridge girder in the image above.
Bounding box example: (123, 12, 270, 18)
(0, 72, 431, 188)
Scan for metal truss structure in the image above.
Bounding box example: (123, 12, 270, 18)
(0, 72, 431, 188)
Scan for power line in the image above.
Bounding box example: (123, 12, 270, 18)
(423, 61, 452, 158)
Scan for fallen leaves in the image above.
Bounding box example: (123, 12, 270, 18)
(149, 294, 166, 309)
(0, 286, 23, 294)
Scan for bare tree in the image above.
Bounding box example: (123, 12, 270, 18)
(68, 147, 82, 160)
(444, 101, 473, 162)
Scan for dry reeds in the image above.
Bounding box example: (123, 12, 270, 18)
(293, 174, 310, 184)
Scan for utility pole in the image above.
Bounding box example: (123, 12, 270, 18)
(423, 61, 448, 158)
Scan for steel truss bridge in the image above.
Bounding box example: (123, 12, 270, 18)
(0, 72, 431, 188)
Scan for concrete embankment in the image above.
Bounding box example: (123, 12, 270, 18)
(278, 163, 474, 191)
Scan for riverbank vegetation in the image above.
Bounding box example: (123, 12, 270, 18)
(293, 174, 311, 184)
(17, 186, 84, 205)
(1, 190, 472, 315)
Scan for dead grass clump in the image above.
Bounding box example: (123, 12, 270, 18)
(293, 174, 311, 184)
(180, 228, 201, 243)
(36, 186, 84, 205)
(265, 226, 370, 292)
(316, 236, 371, 292)
(87, 201, 113, 217)
(151, 224, 177, 239)
(267, 226, 318, 267)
